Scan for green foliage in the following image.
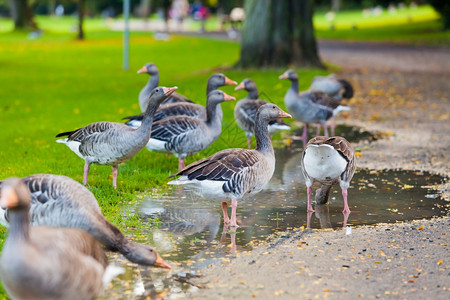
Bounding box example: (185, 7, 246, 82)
(0, 25, 325, 297)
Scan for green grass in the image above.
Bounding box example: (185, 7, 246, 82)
(0, 28, 325, 297)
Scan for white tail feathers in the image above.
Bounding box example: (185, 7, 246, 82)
(102, 265, 125, 288)
(332, 105, 351, 117)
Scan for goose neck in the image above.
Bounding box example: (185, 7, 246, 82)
(7, 208, 30, 242)
(247, 88, 259, 100)
(289, 78, 299, 94)
(255, 117, 274, 154)
(206, 101, 221, 126)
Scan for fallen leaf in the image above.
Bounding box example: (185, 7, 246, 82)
(418, 225, 424, 230)
(380, 250, 386, 257)
(437, 260, 443, 265)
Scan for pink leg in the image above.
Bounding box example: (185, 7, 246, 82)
(83, 163, 90, 185)
(323, 123, 329, 137)
(330, 118, 336, 136)
(230, 199, 239, 228)
(112, 166, 118, 189)
(247, 137, 252, 149)
(316, 124, 321, 136)
(302, 124, 309, 144)
(342, 189, 351, 213)
(221, 202, 230, 225)
(342, 210, 350, 228)
(307, 186, 314, 212)
(178, 158, 185, 171)
(306, 210, 313, 228)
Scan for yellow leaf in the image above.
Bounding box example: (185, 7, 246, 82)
(355, 152, 362, 158)
(324, 288, 330, 292)
(380, 250, 386, 257)
(437, 260, 443, 265)
(418, 225, 424, 230)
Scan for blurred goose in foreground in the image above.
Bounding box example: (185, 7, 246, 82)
(279, 70, 350, 142)
(147, 90, 235, 170)
(0, 174, 170, 269)
(124, 73, 237, 128)
(234, 78, 290, 148)
(138, 63, 192, 111)
(301, 136, 356, 214)
(56, 87, 177, 188)
(0, 178, 124, 300)
(168, 104, 292, 228)
(310, 74, 354, 101)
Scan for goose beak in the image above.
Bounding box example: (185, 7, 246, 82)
(137, 66, 148, 74)
(0, 187, 18, 209)
(224, 77, 237, 86)
(279, 72, 289, 80)
(163, 86, 178, 97)
(234, 82, 245, 91)
(154, 254, 171, 269)
(278, 111, 292, 119)
(223, 92, 236, 101)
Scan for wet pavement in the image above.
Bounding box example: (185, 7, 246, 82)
(102, 138, 448, 299)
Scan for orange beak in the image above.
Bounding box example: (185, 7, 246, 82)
(223, 92, 236, 101)
(154, 253, 171, 269)
(0, 187, 18, 209)
(224, 76, 237, 86)
(279, 110, 292, 118)
(137, 66, 148, 74)
(163, 86, 178, 97)
(235, 82, 245, 91)
(279, 72, 289, 80)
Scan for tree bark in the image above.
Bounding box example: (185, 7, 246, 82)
(77, 0, 85, 40)
(8, 0, 37, 30)
(239, 0, 322, 68)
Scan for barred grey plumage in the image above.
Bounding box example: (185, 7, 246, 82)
(56, 87, 177, 188)
(168, 104, 292, 228)
(0, 174, 171, 269)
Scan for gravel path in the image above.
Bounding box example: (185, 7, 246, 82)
(188, 40, 450, 299)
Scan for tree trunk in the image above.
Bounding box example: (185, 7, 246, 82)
(8, 0, 37, 30)
(239, 0, 322, 68)
(77, 0, 85, 40)
(331, 0, 340, 12)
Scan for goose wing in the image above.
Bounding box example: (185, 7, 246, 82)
(237, 99, 267, 124)
(56, 122, 123, 142)
(153, 102, 205, 122)
(151, 116, 203, 142)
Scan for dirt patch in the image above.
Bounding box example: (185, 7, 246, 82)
(188, 40, 450, 299)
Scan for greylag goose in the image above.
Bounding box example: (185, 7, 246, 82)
(310, 74, 354, 101)
(234, 78, 290, 148)
(0, 177, 124, 300)
(123, 73, 237, 127)
(301, 136, 356, 213)
(146, 90, 235, 170)
(0, 174, 171, 269)
(168, 104, 292, 227)
(56, 87, 177, 188)
(279, 70, 350, 142)
(138, 63, 191, 112)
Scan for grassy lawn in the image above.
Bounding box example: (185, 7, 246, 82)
(0, 26, 326, 297)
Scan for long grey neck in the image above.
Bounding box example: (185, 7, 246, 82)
(206, 83, 224, 121)
(136, 100, 160, 138)
(7, 208, 30, 242)
(247, 87, 259, 100)
(255, 116, 274, 154)
(289, 78, 299, 94)
(206, 101, 221, 126)
(139, 74, 160, 111)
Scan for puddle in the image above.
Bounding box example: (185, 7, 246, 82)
(103, 146, 448, 299)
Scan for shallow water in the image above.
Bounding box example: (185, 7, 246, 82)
(103, 142, 448, 299)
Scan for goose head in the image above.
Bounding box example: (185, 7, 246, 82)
(279, 69, 298, 81)
(0, 178, 30, 210)
(147, 86, 178, 107)
(257, 104, 292, 122)
(208, 73, 237, 88)
(137, 63, 159, 76)
(235, 78, 256, 92)
(126, 242, 171, 269)
(206, 90, 236, 105)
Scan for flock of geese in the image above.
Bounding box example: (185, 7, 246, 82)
(0, 62, 356, 299)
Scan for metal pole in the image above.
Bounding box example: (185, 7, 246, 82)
(123, 0, 130, 70)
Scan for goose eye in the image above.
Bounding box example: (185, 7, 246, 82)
(272, 105, 276, 109)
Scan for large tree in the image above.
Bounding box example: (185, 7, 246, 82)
(239, 0, 323, 68)
(8, 0, 37, 30)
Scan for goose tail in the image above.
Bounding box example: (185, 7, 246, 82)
(332, 105, 351, 117)
(338, 79, 354, 99)
(102, 265, 125, 288)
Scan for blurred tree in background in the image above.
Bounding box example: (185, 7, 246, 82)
(428, 0, 449, 29)
(8, 0, 37, 30)
(239, 0, 322, 68)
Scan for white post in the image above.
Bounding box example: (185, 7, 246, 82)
(123, 0, 130, 70)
